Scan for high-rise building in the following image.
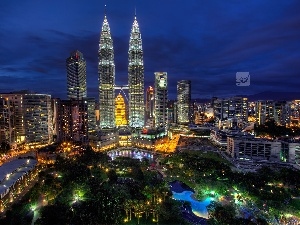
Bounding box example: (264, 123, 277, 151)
(154, 72, 168, 129)
(23, 93, 52, 145)
(55, 98, 94, 143)
(212, 97, 248, 122)
(0, 91, 31, 145)
(255, 100, 274, 125)
(255, 100, 290, 126)
(128, 15, 144, 128)
(66, 50, 87, 100)
(177, 80, 191, 124)
(0, 98, 15, 146)
(145, 86, 154, 126)
(115, 94, 128, 127)
(98, 14, 115, 129)
(290, 100, 300, 127)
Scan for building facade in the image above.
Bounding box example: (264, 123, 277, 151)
(115, 94, 128, 127)
(212, 97, 248, 123)
(98, 15, 116, 129)
(154, 72, 168, 129)
(128, 15, 145, 128)
(66, 50, 87, 100)
(177, 80, 191, 124)
(145, 86, 154, 127)
(53, 98, 95, 143)
(23, 94, 52, 145)
(0, 93, 25, 144)
(0, 98, 15, 147)
(255, 100, 290, 126)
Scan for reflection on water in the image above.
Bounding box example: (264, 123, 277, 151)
(107, 149, 154, 161)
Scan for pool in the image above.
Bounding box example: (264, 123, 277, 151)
(170, 180, 212, 219)
(172, 190, 211, 218)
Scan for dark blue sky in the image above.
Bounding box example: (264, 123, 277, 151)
(1, 0, 300, 100)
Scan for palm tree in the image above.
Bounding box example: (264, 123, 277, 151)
(124, 200, 130, 220)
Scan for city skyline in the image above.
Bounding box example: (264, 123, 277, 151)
(1, 0, 300, 100)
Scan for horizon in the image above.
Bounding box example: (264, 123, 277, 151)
(1, 1, 300, 100)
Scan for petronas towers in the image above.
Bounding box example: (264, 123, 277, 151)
(98, 12, 144, 129)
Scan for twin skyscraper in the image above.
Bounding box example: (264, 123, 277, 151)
(99, 13, 144, 129)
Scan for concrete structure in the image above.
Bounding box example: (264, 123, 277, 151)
(212, 96, 248, 123)
(115, 94, 128, 127)
(154, 72, 168, 130)
(145, 86, 154, 127)
(66, 50, 87, 100)
(23, 93, 52, 145)
(255, 100, 290, 126)
(0, 98, 15, 147)
(0, 93, 26, 144)
(0, 158, 38, 212)
(53, 98, 95, 143)
(227, 136, 281, 162)
(177, 80, 191, 124)
(289, 100, 300, 127)
(98, 14, 116, 129)
(128, 15, 145, 128)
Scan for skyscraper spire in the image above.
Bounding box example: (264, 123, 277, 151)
(128, 14, 145, 128)
(98, 13, 116, 129)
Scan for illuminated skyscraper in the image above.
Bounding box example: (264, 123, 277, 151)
(98, 14, 115, 129)
(145, 86, 154, 126)
(115, 94, 128, 127)
(154, 72, 168, 129)
(177, 80, 191, 124)
(128, 15, 144, 128)
(66, 50, 87, 100)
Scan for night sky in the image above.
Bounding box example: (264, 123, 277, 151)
(1, 0, 300, 100)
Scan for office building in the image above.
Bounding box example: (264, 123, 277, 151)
(177, 80, 191, 124)
(0, 98, 15, 147)
(154, 72, 168, 129)
(128, 15, 145, 128)
(255, 100, 290, 126)
(66, 50, 87, 100)
(54, 98, 95, 143)
(290, 100, 300, 127)
(145, 86, 154, 126)
(115, 94, 128, 127)
(98, 14, 115, 129)
(212, 97, 248, 122)
(23, 93, 52, 145)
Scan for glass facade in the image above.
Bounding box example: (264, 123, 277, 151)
(66, 50, 87, 100)
(98, 15, 115, 129)
(128, 16, 145, 128)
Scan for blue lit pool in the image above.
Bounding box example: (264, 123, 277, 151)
(172, 190, 211, 218)
(170, 181, 212, 219)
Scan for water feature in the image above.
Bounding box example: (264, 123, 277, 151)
(172, 190, 211, 218)
(170, 180, 212, 219)
(107, 148, 155, 161)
